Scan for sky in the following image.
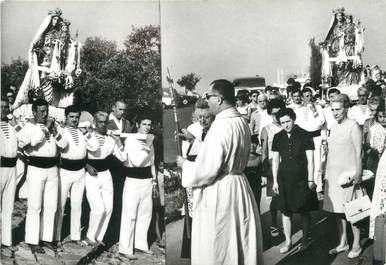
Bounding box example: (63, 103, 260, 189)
(1, 1, 160, 63)
(161, 0, 386, 93)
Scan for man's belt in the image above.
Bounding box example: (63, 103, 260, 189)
(87, 159, 109, 172)
(308, 129, 321, 138)
(28, 156, 58, 168)
(0, 156, 17, 167)
(124, 166, 152, 179)
(187, 155, 197, 162)
(60, 158, 86, 171)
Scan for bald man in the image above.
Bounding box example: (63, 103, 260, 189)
(108, 101, 133, 134)
(250, 94, 273, 138)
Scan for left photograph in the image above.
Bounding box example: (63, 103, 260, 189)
(1, 1, 164, 265)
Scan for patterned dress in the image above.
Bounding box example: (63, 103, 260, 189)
(369, 151, 386, 238)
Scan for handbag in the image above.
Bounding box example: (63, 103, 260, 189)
(343, 185, 372, 224)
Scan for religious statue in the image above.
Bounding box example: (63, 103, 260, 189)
(12, 8, 82, 110)
(320, 8, 365, 87)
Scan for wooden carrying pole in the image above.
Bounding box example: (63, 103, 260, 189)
(166, 68, 191, 239)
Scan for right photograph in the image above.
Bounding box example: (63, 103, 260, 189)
(162, 1, 386, 265)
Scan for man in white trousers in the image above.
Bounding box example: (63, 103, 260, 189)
(119, 116, 156, 260)
(54, 105, 99, 247)
(177, 80, 264, 265)
(0, 96, 18, 257)
(83, 111, 125, 246)
(18, 98, 68, 254)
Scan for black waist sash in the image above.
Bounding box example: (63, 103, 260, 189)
(124, 166, 152, 179)
(28, 156, 58, 168)
(309, 129, 321, 138)
(0, 156, 17, 167)
(187, 155, 197, 162)
(87, 159, 109, 172)
(61, 158, 86, 171)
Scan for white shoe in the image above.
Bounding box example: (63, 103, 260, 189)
(347, 247, 362, 259)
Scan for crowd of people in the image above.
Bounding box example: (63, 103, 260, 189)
(0, 95, 165, 261)
(176, 77, 386, 264)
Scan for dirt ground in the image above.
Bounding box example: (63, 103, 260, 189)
(1, 199, 165, 265)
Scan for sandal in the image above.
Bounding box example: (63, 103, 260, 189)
(279, 243, 292, 254)
(328, 244, 349, 255)
(298, 241, 311, 251)
(270, 226, 279, 237)
(347, 247, 362, 259)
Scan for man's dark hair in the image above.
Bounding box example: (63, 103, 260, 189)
(276, 107, 297, 122)
(65, 105, 81, 116)
(293, 82, 301, 89)
(287, 78, 295, 85)
(291, 87, 301, 96)
(301, 87, 313, 96)
(375, 104, 386, 123)
(236, 93, 249, 104)
(210, 79, 235, 105)
(328, 88, 341, 96)
(267, 98, 285, 115)
(136, 113, 153, 124)
(265, 85, 272, 93)
(1, 95, 9, 103)
(32, 98, 48, 112)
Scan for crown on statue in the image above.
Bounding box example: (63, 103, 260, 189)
(60, 19, 71, 27)
(332, 7, 345, 15)
(48, 8, 63, 17)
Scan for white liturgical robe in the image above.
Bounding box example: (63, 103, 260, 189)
(182, 107, 264, 265)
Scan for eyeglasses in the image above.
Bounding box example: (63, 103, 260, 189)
(205, 94, 219, 100)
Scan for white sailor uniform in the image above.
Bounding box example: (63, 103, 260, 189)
(18, 122, 68, 245)
(54, 127, 99, 241)
(119, 134, 155, 255)
(85, 133, 125, 243)
(0, 121, 18, 246)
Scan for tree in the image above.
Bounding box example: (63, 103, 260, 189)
(309, 37, 322, 91)
(76, 26, 161, 126)
(177, 73, 201, 94)
(1, 58, 28, 93)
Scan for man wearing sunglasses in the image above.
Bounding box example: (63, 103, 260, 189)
(178, 79, 263, 265)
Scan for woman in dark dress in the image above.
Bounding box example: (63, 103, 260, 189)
(272, 108, 319, 254)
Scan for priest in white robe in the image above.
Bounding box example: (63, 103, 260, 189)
(177, 79, 264, 265)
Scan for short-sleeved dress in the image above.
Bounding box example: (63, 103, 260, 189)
(323, 118, 362, 213)
(272, 125, 318, 214)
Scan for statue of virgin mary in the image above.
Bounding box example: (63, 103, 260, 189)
(12, 8, 82, 110)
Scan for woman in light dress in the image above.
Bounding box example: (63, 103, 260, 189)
(323, 94, 363, 259)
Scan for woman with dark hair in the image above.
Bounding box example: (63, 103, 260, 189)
(323, 94, 363, 259)
(271, 108, 318, 253)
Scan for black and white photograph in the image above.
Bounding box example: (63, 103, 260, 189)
(2, 0, 386, 265)
(1, 1, 164, 264)
(161, 1, 386, 265)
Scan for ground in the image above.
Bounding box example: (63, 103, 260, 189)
(1, 199, 165, 265)
(165, 186, 377, 265)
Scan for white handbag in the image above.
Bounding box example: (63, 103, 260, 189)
(344, 185, 372, 224)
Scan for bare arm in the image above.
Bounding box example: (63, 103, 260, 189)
(272, 151, 280, 194)
(351, 123, 363, 184)
(306, 150, 315, 188)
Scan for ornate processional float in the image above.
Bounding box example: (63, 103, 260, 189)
(320, 7, 365, 100)
(11, 8, 82, 123)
